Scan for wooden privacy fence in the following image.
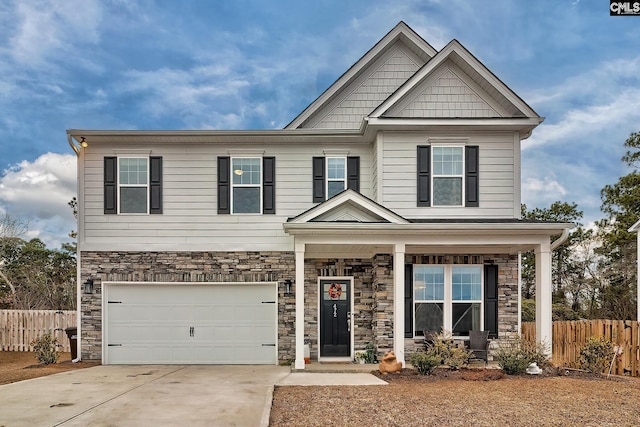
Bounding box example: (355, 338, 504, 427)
(0, 310, 77, 352)
(522, 320, 640, 377)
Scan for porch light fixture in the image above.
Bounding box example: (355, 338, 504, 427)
(83, 278, 94, 294)
(283, 279, 293, 295)
(80, 137, 88, 148)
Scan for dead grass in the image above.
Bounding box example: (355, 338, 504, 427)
(0, 351, 100, 385)
(270, 368, 640, 427)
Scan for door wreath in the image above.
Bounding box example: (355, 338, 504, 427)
(328, 283, 342, 299)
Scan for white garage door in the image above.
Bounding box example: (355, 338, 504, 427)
(104, 283, 277, 364)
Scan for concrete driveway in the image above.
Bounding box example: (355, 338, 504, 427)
(0, 365, 290, 427)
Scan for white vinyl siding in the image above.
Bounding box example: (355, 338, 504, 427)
(379, 131, 518, 218)
(80, 143, 372, 252)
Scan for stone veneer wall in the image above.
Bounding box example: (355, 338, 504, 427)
(403, 254, 520, 356)
(302, 258, 375, 361)
(81, 250, 518, 363)
(80, 251, 294, 361)
(372, 254, 394, 357)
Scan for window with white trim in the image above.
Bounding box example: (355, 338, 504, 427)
(326, 157, 346, 198)
(231, 157, 262, 213)
(432, 146, 464, 206)
(119, 157, 148, 213)
(414, 265, 483, 337)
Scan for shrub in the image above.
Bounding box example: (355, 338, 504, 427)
(409, 352, 442, 375)
(363, 341, 377, 363)
(425, 330, 471, 369)
(494, 337, 549, 375)
(579, 337, 613, 374)
(32, 333, 59, 365)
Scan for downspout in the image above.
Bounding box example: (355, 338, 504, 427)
(67, 132, 81, 362)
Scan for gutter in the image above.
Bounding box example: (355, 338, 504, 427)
(67, 133, 80, 156)
(550, 228, 570, 250)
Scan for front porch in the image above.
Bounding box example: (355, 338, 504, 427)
(283, 191, 572, 370)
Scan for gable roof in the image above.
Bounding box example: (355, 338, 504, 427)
(285, 22, 437, 130)
(629, 219, 640, 232)
(370, 39, 540, 120)
(286, 189, 409, 224)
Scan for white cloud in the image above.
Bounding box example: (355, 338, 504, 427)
(0, 153, 77, 249)
(7, 0, 102, 66)
(522, 176, 567, 206)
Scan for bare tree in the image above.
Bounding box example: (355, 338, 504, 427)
(0, 213, 29, 306)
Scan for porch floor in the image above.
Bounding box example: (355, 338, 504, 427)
(293, 360, 499, 372)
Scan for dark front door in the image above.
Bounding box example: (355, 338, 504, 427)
(319, 279, 351, 357)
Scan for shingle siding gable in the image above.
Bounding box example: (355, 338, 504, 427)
(305, 43, 423, 129)
(389, 68, 501, 118)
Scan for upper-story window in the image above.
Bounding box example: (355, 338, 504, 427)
(432, 147, 463, 206)
(217, 156, 275, 215)
(417, 145, 478, 208)
(119, 158, 148, 213)
(326, 157, 346, 198)
(312, 156, 360, 202)
(104, 156, 162, 215)
(231, 157, 262, 214)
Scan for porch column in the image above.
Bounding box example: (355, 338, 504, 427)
(393, 243, 405, 366)
(535, 241, 552, 356)
(294, 242, 306, 370)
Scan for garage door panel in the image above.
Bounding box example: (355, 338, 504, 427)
(105, 284, 277, 364)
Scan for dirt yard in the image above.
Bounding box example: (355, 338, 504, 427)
(0, 351, 100, 385)
(270, 368, 640, 427)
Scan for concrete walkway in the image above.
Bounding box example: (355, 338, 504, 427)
(0, 364, 386, 426)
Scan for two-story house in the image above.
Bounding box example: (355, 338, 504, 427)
(68, 22, 572, 369)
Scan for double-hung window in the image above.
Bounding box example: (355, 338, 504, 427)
(414, 265, 483, 337)
(119, 158, 148, 213)
(312, 155, 360, 202)
(326, 157, 346, 199)
(217, 156, 275, 215)
(416, 144, 479, 207)
(432, 146, 463, 206)
(104, 155, 162, 215)
(231, 157, 262, 214)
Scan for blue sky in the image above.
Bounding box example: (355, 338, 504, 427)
(0, 0, 639, 248)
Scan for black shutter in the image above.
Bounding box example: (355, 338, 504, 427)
(312, 157, 325, 202)
(217, 157, 230, 214)
(465, 145, 479, 207)
(484, 264, 499, 339)
(405, 264, 413, 338)
(417, 146, 430, 206)
(104, 157, 117, 214)
(347, 156, 360, 192)
(263, 156, 276, 214)
(149, 156, 163, 214)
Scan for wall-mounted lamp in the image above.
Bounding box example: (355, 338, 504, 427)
(283, 279, 293, 295)
(83, 278, 94, 294)
(80, 137, 88, 148)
